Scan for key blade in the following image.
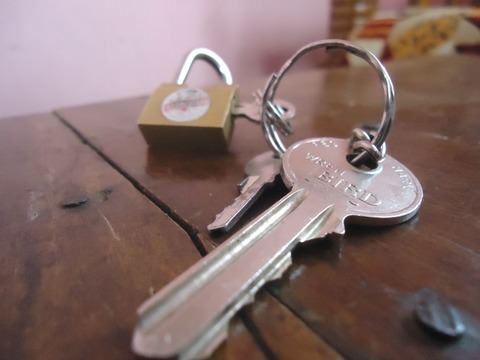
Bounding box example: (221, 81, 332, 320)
(208, 152, 281, 234)
(238, 175, 259, 194)
(209, 175, 260, 233)
(296, 201, 342, 241)
(132, 313, 228, 359)
(297, 202, 347, 242)
(231, 102, 259, 122)
(274, 188, 344, 243)
(132, 188, 311, 358)
(132, 189, 340, 359)
(132, 189, 338, 359)
(207, 178, 267, 233)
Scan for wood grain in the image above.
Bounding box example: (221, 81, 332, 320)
(0, 114, 263, 360)
(245, 290, 343, 359)
(55, 54, 480, 359)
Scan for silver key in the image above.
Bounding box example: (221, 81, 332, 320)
(232, 90, 295, 135)
(232, 98, 295, 125)
(207, 151, 281, 233)
(132, 137, 423, 359)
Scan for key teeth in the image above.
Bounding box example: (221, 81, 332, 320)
(207, 220, 223, 233)
(316, 219, 346, 239)
(207, 224, 222, 234)
(207, 199, 241, 233)
(269, 253, 292, 282)
(237, 177, 248, 192)
(334, 220, 346, 235)
(238, 175, 259, 194)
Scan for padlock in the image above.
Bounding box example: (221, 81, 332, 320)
(138, 48, 239, 152)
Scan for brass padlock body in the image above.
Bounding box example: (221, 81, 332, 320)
(138, 83, 239, 152)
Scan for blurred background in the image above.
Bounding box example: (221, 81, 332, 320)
(1, 0, 478, 118)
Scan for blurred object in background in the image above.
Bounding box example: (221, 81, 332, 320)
(4, 0, 477, 118)
(330, 0, 379, 40)
(347, 0, 480, 65)
(327, 0, 410, 65)
(328, 0, 379, 65)
(0, 1, 330, 118)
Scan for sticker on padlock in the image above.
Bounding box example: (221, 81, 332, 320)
(138, 48, 239, 152)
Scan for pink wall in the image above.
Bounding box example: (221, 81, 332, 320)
(0, 1, 331, 118)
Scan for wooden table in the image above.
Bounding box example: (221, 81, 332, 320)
(1, 55, 479, 360)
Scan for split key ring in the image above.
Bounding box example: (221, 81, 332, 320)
(261, 39, 396, 170)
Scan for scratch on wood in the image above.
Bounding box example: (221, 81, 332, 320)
(420, 131, 450, 141)
(99, 211, 121, 241)
(27, 190, 41, 222)
(289, 264, 306, 281)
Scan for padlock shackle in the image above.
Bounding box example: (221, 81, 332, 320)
(176, 48, 233, 85)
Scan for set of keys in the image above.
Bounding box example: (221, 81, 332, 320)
(132, 40, 423, 359)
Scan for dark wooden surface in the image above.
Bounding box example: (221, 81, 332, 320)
(1, 54, 479, 359)
(0, 114, 264, 360)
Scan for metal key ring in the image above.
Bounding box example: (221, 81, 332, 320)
(261, 39, 395, 167)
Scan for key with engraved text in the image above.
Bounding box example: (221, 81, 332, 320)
(132, 137, 423, 359)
